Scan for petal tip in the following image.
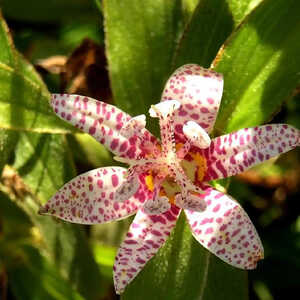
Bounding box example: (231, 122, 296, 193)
(38, 205, 49, 215)
(113, 272, 127, 295)
(115, 288, 122, 295)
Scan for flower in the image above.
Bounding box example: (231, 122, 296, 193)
(39, 64, 300, 294)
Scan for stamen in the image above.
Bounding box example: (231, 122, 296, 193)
(175, 192, 206, 212)
(114, 175, 140, 202)
(143, 195, 171, 215)
(183, 121, 211, 149)
(144, 174, 171, 214)
(114, 156, 133, 164)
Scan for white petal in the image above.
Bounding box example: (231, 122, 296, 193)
(120, 115, 146, 138)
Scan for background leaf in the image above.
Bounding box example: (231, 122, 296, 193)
(0, 14, 74, 133)
(0, 193, 82, 300)
(173, 0, 263, 68)
(1, 0, 97, 22)
(7, 245, 84, 300)
(181, 0, 199, 22)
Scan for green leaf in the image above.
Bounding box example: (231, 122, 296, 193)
(103, 0, 183, 117)
(93, 243, 117, 279)
(174, 0, 263, 68)
(181, 0, 199, 22)
(213, 0, 300, 133)
(8, 245, 84, 300)
(0, 14, 74, 133)
(59, 21, 104, 51)
(123, 213, 248, 300)
(67, 133, 113, 168)
(13, 132, 75, 202)
(94, 0, 102, 13)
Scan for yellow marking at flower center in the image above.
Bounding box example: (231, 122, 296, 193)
(168, 195, 175, 205)
(190, 152, 207, 182)
(144, 143, 207, 206)
(145, 173, 154, 192)
(145, 173, 178, 205)
(175, 143, 184, 151)
(159, 188, 175, 205)
(181, 152, 207, 183)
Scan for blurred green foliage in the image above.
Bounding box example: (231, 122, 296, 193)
(0, 0, 299, 299)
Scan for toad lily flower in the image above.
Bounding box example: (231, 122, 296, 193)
(39, 64, 300, 294)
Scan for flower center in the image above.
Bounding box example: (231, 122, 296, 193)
(114, 100, 210, 213)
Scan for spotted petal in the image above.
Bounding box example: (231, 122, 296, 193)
(51, 94, 157, 158)
(161, 64, 223, 140)
(39, 167, 147, 224)
(202, 124, 300, 181)
(113, 205, 181, 294)
(185, 186, 263, 269)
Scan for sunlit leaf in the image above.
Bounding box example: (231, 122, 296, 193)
(93, 243, 117, 279)
(213, 0, 300, 133)
(67, 133, 113, 168)
(174, 0, 263, 68)
(0, 15, 74, 133)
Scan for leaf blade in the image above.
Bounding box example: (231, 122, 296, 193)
(213, 0, 300, 133)
(174, 0, 263, 68)
(103, 0, 183, 117)
(0, 15, 74, 133)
